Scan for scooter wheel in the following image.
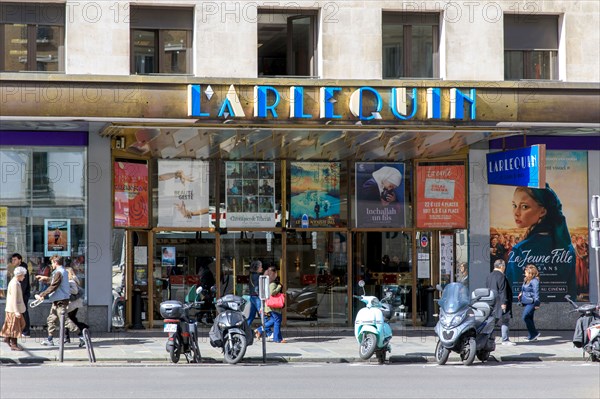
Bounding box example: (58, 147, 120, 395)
(169, 344, 181, 364)
(461, 337, 477, 366)
(358, 333, 377, 360)
(435, 340, 450, 365)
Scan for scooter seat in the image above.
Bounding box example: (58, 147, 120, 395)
(472, 302, 491, 320)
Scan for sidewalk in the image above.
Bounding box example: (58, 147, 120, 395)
(0, 327, 588, 365)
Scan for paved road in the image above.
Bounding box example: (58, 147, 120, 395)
(1, 362, 598, 399)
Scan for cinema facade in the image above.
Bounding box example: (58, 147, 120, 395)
(1, 75, 597, 332)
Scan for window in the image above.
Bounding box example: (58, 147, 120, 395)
(504, 14, 559, 80)
(382, 12, 439, 78)
(0, 146, 88, 299)
(257, 9, 317, 77)
(0, 3, 65, 72)
(130, 7, 193, 75)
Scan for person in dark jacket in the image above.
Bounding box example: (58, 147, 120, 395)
(486, 259, 515, 345)
(10, 253, 30, 337)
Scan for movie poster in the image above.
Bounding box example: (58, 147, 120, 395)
(114, 161, 149, 228)
(490, 150, 588, 302)
(158, 160, 210, 227)
(290, 162, 340, 228)
(44, 219, 70, 257)
(416, 162, 467, 229)
(355, 163, 405, 228)
(226, 161, 276, 228)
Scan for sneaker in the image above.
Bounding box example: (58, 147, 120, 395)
(78, 338, 85, 348)
(41, 339, 54, 346)
(530, 333, 541, 342)
(266, 334, 273, 342)
(502, 340, 516, 346)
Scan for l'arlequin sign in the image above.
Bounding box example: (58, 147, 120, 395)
(187, 84, 477, 121)
(486, 145, 546, 188)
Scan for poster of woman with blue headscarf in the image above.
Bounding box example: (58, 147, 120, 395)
(355, 163, 405, 228)
(490, 150, 588, 302)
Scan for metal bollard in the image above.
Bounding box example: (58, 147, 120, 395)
(83, 328, 96, 363)
(58, 310, 65, 363)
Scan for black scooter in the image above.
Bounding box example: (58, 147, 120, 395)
(565, 294, 600, 362)
(160, 286, 203, 364)
(209, 294, 254, 364)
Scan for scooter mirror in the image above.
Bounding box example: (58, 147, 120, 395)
(358, 280, 365, 288)
(196, 286, 203, 295)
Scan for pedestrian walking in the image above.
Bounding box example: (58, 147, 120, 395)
(10, 253, 31, 337)
(518, 264, 541, 342)
(486, 259, 515, 345)
(1, 266, 27, 351)
(35, 255, 85, 347)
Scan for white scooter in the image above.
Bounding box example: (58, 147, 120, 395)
(354, 280, 393, 364)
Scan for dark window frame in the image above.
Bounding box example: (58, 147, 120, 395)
(503, 14, 559, 80)
(382, 12, 440, 79)
(0, 3, 65, 72)
(129, 6, 193, 75)
(257, 8, 318, 77)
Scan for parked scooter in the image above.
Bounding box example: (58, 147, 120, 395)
(434, 282, 496, 366)
(111, 286, 125, 329)
(354, 280, 393, 364)
(286, 285, 318, 319)
(159, 286, 204, 364)
(565, 294, 600, 362)
(209, 294, 254, 364)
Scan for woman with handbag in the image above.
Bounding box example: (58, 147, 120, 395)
(518, 264, 541, 342)
(255, 265, 286, 343)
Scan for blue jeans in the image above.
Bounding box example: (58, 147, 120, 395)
(522, 304, 538, 339)
(247, 296, 261, 326)
(257, 312, 283, 342)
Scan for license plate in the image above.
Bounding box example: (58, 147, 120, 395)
(163, 323, 177, 333)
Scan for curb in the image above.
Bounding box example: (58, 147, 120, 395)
(2, 354, 586, 365)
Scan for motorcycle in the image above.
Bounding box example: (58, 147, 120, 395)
(112, 286, 125, 329)
(354, 280, 393, 364)
(159, 286, 203, 364)
(565, 294, 600, 362)
(434, 282, 496, 366)
(209, 294, 254, 364)
(286, 285, 318, 319)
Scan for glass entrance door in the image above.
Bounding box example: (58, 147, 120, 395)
(220, 231, 282, 298)
(353, 231, 413, 326)
(285, 231, 348, 326)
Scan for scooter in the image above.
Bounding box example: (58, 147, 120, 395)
(286, 285, 318, 319)
(111, 286, 125, 329)
(209, 294, 254, 364)
(565, 294, 600, 362)
(159, 286, 203, 364)
(434, 282, 496, 366)
(354, 280, 393, 364)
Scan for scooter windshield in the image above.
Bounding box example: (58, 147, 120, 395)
(438, 283, 470, 314)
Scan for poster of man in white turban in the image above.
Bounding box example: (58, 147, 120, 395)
(355, 163, 405, 228)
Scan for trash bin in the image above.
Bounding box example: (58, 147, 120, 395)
(131, 288, 145, 330)
(425, 286, 436, 327)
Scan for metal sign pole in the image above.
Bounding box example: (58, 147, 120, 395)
(258, 275, 270, 364)
(590, 195, 600, 304)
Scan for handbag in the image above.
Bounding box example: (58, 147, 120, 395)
(265, 293, 285, 309)
(520, 292, 534, 305)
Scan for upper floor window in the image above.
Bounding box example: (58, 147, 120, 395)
(504, 14, 559, 80)
(130, 7, 193, 75)
(382, 12, 439, 79)
(257, 9, 317, 77)
(0, 3, 64, 72)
